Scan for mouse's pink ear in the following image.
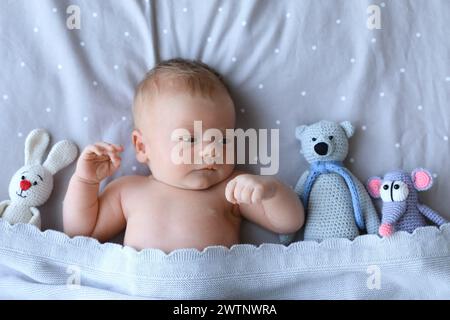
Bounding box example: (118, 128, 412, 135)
(412, 168, 433, 191)
(367, 177, 382, 199)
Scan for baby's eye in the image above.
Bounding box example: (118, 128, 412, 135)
(179, 136, 197, 144)
(220, 137, 232, 145)
(312, 138, 317, 142)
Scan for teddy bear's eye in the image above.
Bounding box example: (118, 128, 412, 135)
(21, 176, 26, 180)
(312, 138, 317, 142)
(329, 136, 334, 140)
(33, 181, 38, 186)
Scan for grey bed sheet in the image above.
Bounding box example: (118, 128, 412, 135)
(0, 0, 449, 245)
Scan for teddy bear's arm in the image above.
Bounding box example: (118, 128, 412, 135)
(417, 203, 448, 226)
(294, 171, 309, 199)
(278, 171, 309, 245)
(353, 174, 380, 234)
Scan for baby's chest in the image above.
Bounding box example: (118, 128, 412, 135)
(122, 185, 238, 226)
(121, 186, 240, 250)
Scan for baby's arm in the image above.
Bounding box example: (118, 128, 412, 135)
(63, 143, 126, 242)
(225, 173, 304, 234)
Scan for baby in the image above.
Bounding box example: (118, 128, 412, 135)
(63, 59, 304, 252)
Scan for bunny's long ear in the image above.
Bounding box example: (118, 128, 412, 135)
(43, 140, 78, 175)
(25, 129, 50, 166)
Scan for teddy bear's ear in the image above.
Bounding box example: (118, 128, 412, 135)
(295, 125, 307, 141)
(340, 121, 355, 138)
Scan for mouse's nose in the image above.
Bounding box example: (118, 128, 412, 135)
(20, 180, 32, 191)
(314, 142, 329, 156)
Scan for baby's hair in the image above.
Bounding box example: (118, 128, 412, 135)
(133, 58, 230, 128)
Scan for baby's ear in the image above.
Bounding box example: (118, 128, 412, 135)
(132, 129, 148, 164)
(367, 176, 382, 199)
(411, 168, 433, 191)
(295, 125, 307, 141)
(340, 121, 355, 138)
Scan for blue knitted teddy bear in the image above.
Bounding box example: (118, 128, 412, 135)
(280, 120, 380, 243)
(367, 169, 448, 237)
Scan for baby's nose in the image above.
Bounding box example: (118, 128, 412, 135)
(20, 180, 32, 191)
(202, 148, 215, 158)
(200, 145, 221, 162)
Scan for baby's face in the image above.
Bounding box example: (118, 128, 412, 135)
(134, 88, 236, 190)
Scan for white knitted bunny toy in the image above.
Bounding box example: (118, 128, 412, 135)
(0, 129, 77, 229)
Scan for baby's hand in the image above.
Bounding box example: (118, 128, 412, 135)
(75, 142, 124, 184)
(225, 174, 277, 205)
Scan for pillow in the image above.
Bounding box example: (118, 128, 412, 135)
(0, 0, 449, 245)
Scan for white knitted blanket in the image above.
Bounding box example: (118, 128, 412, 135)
(0, 219, 449, 299)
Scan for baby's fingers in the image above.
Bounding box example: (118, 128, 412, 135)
(225, 179, 238, 204)
(237, 186, 253, 204)
(96, 142, 124, 153)
(90, 143, 122, 165)
(251, 186, 264, 204)
(108, 151, 122, 168)
(84, 145, 106, 157)
(233, 181, 246, 204)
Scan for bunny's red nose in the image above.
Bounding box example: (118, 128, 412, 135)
(20, 180, 32, 191)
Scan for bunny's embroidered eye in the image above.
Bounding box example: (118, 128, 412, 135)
(33, 181, 38, 186)
(21, 176, 26, 180)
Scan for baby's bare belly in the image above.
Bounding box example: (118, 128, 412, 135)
(123, 208, 241, 252)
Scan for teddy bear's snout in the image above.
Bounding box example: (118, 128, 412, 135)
(314, 142, 329, 156)
(20, 179, 32, 191)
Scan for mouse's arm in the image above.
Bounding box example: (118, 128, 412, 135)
(417, 203, 448, 226)
(294, 170, 309, 199)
